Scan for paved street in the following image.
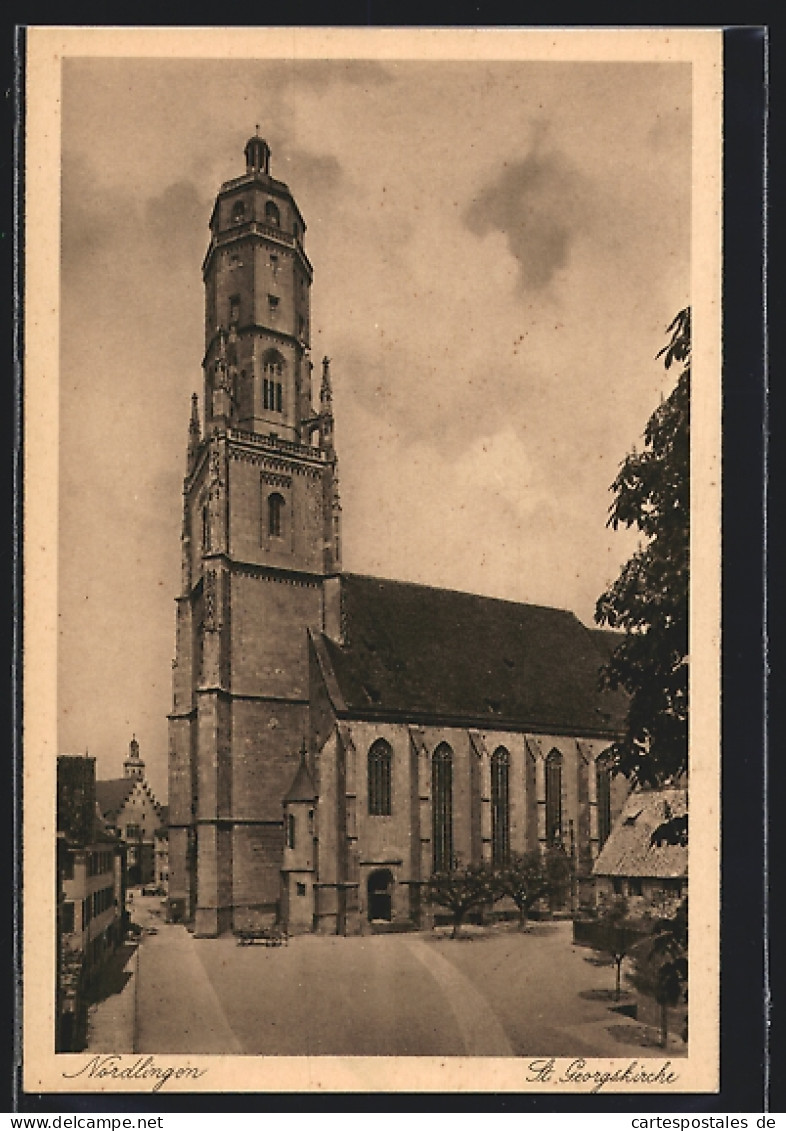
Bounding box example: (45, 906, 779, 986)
(88, 893, 684, 1058)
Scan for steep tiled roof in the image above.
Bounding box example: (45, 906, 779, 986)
(316, 573, 627, 735)
(95, 778, 136, 820)
(284, 756, 317, 803)
(593, 787, 688, 879)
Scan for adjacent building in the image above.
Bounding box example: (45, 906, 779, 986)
(592, 786, 688, 917)
(96, 737, 165, 886)
(168, 136, 629, 938)
(56, 754, 125, 1051)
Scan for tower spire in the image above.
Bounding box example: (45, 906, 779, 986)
(187, 392, 200, 472)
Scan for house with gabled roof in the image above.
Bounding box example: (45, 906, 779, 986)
(96, 737, 164, 886)
(592, 786, 687, 917)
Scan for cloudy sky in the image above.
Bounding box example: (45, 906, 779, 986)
(57, 49, 692, 798)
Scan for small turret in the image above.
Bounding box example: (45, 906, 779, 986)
(187, 393, 200, 473)
(319, 356, 334, 454)
(281, 742, 317, 934)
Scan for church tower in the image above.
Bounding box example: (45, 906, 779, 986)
(167, 136, 341, 936)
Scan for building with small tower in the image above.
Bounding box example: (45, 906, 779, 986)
(168, 136, 629, 938)
(96, 737, 165, 886)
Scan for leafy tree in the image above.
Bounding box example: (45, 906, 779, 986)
(587, 895, 644, 1001)
(627, 897, 688, 1047)
(424, 859, 500, 938)
(497, 848, 572, 929)
(596, 308, 690, 787)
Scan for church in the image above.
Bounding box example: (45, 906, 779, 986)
(167, 136, 629, 938)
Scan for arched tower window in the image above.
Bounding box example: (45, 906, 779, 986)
(368, 740, 392, 816)
(268, 493, 284, 538)
(201, 503, 210, 552)
(432, 744, 454, 872)
(491, 747, 511, 866)
(231, 199, 245, 224)
(265, 200, 280, 227)
(596, 753, 613, 849)
(545, 749, 563, 847)
(262, 350, 285, 414)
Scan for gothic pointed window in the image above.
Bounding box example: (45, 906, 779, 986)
(268, 493, 284, 538)
(432, 744, 454, 872)
(368, 740, 392, 816)
(545, 749, 563, 847)
(491, 746, 511, 866)
(201, 503, 210, 552)
(596, 753, 613, 849)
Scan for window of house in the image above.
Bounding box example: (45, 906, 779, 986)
(628, 877, 643, 897)
(596, 754, 613, 848)
(229, 295, 240, 325)
(267, 294, 279, 316)
(62, 902, 75, 933)
(268, 493, 284, 539)
(545, 749, 563, 847)
(612, 877, 625, 896)
(491, 747, 511, 866)
(126, 824, 141, 839)
(296, 882, 306, 897)
(270, 253, 279, 275)
(368, 740, 392, 816)
(61, 852, 74, 881)
(432, 744, 454, 872)
(265, 200, 280, 226)
(231, 200, 245, 224)
(287, 813, 296, 850)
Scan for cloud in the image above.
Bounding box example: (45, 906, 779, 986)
(464, 146, 593, 292)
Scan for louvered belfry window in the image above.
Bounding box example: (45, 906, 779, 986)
(368, 740, 392, 816)
(432, 744, 454, 872)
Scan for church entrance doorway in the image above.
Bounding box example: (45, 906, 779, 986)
(367, 869, 393, 922)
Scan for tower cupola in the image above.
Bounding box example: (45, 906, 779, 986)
(245, 131, 271, 176)
(123, 735, 145, 781)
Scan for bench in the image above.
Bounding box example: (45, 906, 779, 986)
(235, 927, 289, 947)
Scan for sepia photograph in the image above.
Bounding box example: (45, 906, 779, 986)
(23, 27, 722, 1095)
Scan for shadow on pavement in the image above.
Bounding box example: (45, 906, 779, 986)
(85, 942, 137, 1006)
(606, 1021, 688, 1054)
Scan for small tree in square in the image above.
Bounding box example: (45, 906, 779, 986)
(497, 848, 572, 929)
(590, 895, 643, 1001)
(627, 897, 688, 1047)
(424, 859, 500, 938)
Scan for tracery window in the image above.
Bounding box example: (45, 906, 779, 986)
(545, 749, 563, 847)
(432, 744, 454, 872)
(368, 740, 392, 816)
(596, 753, 613, 849)
(491, 746, 511, 866)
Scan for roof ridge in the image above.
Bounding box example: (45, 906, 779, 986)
(341, 571, 586, 622)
